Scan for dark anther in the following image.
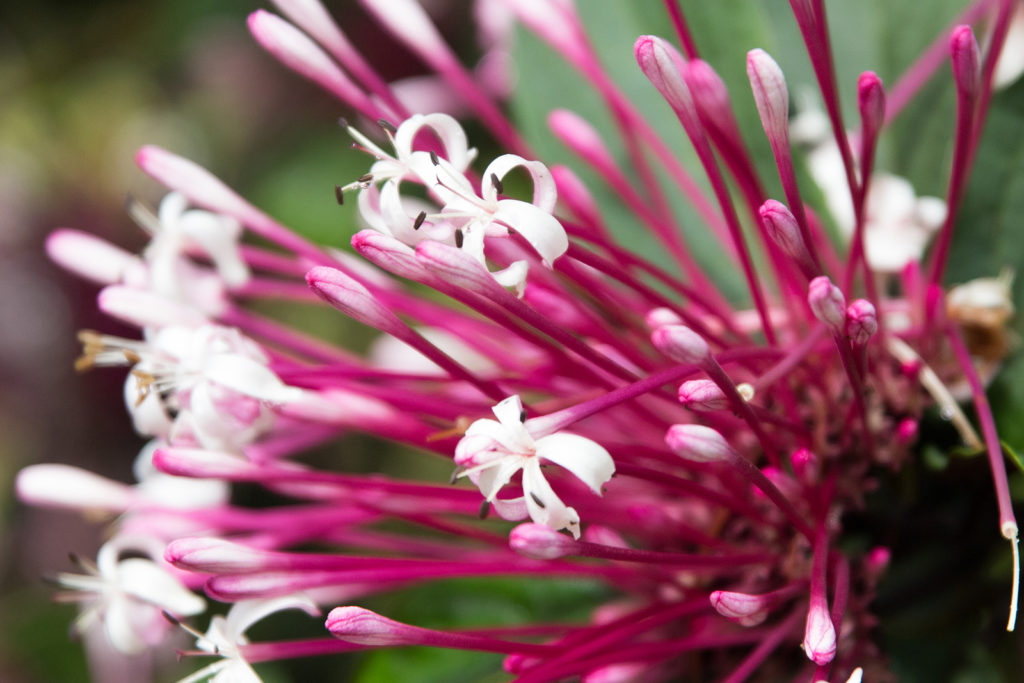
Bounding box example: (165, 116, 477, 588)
(334, 185, 345, 205)
(162, 610, 181, 626)
(519, 409, 527, 423)
(454, 229, 464, 248)
(479, 500, 491, 519)
(358, 173, 374, 184)
(429, 150, 440, 166)
(414, 211, 427, 230)
(530, 492, 546, 508)
(377, 118, 397, 134)
(337, 116, 349, 129)
(491, 173, 503, 195)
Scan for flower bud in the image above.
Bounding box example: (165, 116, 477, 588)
(759, 199, 809, 265)
(415, 240, 497, 294)
(665, 424, 734, 463)
(307, 265, 404, 333)
(950, 25, 981, 102)
(747, 49, 790, 146)
(16, 464, 135, 512)
(46, 230, 140, 285)
(857, 71, 885, 142)
(645, 307, 683, 330)
(897, 417, 918, 445)
(326, 606, 413, 645)
(651, 324, 711, 365)
(803, 600, 837, 665)
(845, 299, 878, 345)
(791, 448, 819, 482)
(98, 285, 208, 329)
(710, 590, 769, 619)
(248, 10, 373, 117)
(678, 379, 728, 411)
(165, 537, 271, 573)
(808, 276, 846, 333)
(549, 109, 617, 171)
(509, 523, 576, 559)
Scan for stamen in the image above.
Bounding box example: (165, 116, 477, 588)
(413, 211, 427, 230)
(478, 500, 490, 519)
(454, 229, 464, 249)
(335, 185, 344, 205)
(377, 118, 397, 134)
(490, 172, 503, 195)
(530, 492, 546, 509)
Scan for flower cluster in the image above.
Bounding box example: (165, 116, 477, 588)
(18, 0, 1022, 681)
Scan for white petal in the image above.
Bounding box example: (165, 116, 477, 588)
(522, 459, 580, 538)
(491, 260, 529, 296)
(474, 455, 526, 500)
(223, 595, 321, 642)
(534, 432, 615, 494)
(490, 495, 528, 521)
(492, 199, 568, 267)
(103, 596, 149, 654)
(491, 394, 525, 428)
(394, 113, 475, 171)
(157, 192, 189, 228)
(177, 209, 249, 287)
(202, 355, 302, 404)
(481, 154, 557, 212)
(117, 558, 206, 615)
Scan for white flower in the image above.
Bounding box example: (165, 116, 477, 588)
(133, 192, 249, 298)
(80, 325, 304, 453)
(179, 595, 320, 683)
(55, 535, 205, 655)
(454, 395, 615, 539)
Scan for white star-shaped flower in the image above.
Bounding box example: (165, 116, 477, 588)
(454, 395, 614, 539)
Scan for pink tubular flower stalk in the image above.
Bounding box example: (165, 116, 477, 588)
(20, 0, 1023, 681)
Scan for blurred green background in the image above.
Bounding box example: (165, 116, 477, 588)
(1, 0, 1023, 680)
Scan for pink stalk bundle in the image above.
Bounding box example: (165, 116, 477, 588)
(19, 0, 1023, 681)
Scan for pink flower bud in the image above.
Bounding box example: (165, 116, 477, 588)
(548, 109, 617, 171)
(747, 49, 790, 146)
(759, 199, 809, 264)
(165, 537, 271, 573)
(665, 424, 734, 463)
(678, 379, 728, 411)
(803, 600, 837, 665)
(686, 60, 736, 132)
(135, 146, 250, 219)
(791, 448, 819, 482)
(326, 606, 411, 645)
(248, 10, 373, 117)
(645, 307, 683, 330)
(710, 590, 769, 619)
(307, 265, 404, 332)
(897, 417, 918, 445)
(857, 71, 885, 141)
(509, 523, 576, 559)
(635, 36, 700, 132)
(351, 230, 430, 281)
(808, 276, 846, 332)
(415, 241, 497, 294)
(551, 165, 603, 227)
(950, 25, 981, 102)
(651, 324, 711, 365)
(845, 299, 878, 345)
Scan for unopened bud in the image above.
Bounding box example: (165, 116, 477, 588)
(897, 417, 918, 445)
(548, 109, 617, 170)
(845, 299, 878, 345)
(950, 25, 981, 102)
(759, 199, 810, 264)
(165, 537, 271, 573)
(307, 266, 404, 332)
(857, 71, 886, 141)
(635, 36, 700, 132)
(808, 276, 846, 332)
(747, 49, 790, 146)
(803, 600, 837, 665)
(16, 464, 134, 512)
(651, 324, 710, 365)
(710, 590, 769, 619)
(678, 379, 729, 411)
(415, 241, 497, 294)
(98, 286, 208, 329)
(791, 448, 819, 482)
(665, 424, 734, 463)
(326, 606, 415, 645)
(509, 523, 576, 559)
(645, 307, 683, 330)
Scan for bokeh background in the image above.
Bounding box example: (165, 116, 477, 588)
(1, 0, 1023, 680)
